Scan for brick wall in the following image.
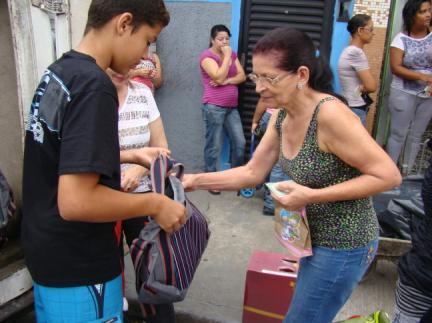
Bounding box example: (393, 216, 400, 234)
(353, 0, 391, 132)
(362, 28, 387, 132)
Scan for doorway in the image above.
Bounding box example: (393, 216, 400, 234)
(237, 0, 336, 155)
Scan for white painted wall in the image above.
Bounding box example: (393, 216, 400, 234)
(70, 0, 91, 47)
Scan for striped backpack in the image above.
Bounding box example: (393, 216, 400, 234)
(130, 154, 210, 304)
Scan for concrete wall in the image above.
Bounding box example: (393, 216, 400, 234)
(156, 2, 232, 171)
(70, 0, 238, 172)
(70, 0, 90, 47)
(0, 1, 23, 204)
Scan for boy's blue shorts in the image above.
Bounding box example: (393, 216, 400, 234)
(33, 275, 123, 323)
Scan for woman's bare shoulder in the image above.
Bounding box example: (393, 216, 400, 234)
(317, 97, 362, 134)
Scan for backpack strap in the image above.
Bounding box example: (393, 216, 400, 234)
(150, 154, 184, 195)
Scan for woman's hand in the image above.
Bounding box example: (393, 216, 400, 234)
(420, 73, 432, 85)
(120, 147, 171, 168)
(182, 174, 198, 192)
(121, 165, 149, 192)
(221, 45, 232, 58)
(209, 80, 219, 87)
(209, 78, 232, 87)
(140, 147, 170, 165)
(251, 122, 258, 133)
(134, 67, 154, 78)
(271, 181, 314, 211)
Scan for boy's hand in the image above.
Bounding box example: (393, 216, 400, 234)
(121, 165, 149, 192)
(153, 197, 187, 234)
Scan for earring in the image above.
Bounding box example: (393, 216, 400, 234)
(296, 83, 304, 90)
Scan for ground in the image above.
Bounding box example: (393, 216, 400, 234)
(7, 189, 399, 322)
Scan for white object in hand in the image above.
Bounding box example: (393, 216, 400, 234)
(266, 181, 289, 198)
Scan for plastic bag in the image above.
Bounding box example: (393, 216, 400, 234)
(274, 204, 312, 259)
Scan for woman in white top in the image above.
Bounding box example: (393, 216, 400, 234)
(386, 0, 432, 174)
(107, 68, 168, 192)
(338, 14, 377, 125)
(106, 69, 175, 323)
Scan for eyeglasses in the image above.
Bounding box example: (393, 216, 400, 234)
(248, 72, 292, 86)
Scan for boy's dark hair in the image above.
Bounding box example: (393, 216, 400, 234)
(84, 0, 170, 35)
(403, 0, 431, 35)
(209, 24, 231, 47)
(253, 27, 346, 103)
(347, 14, 372, 36)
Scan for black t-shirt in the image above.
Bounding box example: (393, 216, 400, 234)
(22, 50, 121, 287)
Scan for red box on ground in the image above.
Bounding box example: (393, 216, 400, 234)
(242, 250, 298, 323)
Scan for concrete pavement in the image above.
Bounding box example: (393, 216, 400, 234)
(124, 189, 399, 322)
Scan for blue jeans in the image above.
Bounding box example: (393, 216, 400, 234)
(351, 106, 368, 126)
(284, 239, 378, 323)
(259, 112, 290, 211)
(202, 104, 245, 172)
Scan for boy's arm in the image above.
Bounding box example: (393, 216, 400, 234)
(58, 173, 186, 233)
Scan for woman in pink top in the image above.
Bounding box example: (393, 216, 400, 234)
(200, 24, 246, 194)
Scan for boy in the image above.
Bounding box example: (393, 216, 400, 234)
(21, 1, 186, 322)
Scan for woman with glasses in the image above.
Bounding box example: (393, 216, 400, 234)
(386, 0, 432, 174)
(338, 14, 377, 125)
(199, 24, 246, 194)
(184, 27, 401, 322)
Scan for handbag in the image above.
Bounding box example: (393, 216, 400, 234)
(361, 92, 374, 107)
(130, 154, 210, 304)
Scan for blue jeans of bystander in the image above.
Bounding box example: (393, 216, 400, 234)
(351, 106, 368, 126)
(284, 239, 378, 323)
(202, 104, 245, 172)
